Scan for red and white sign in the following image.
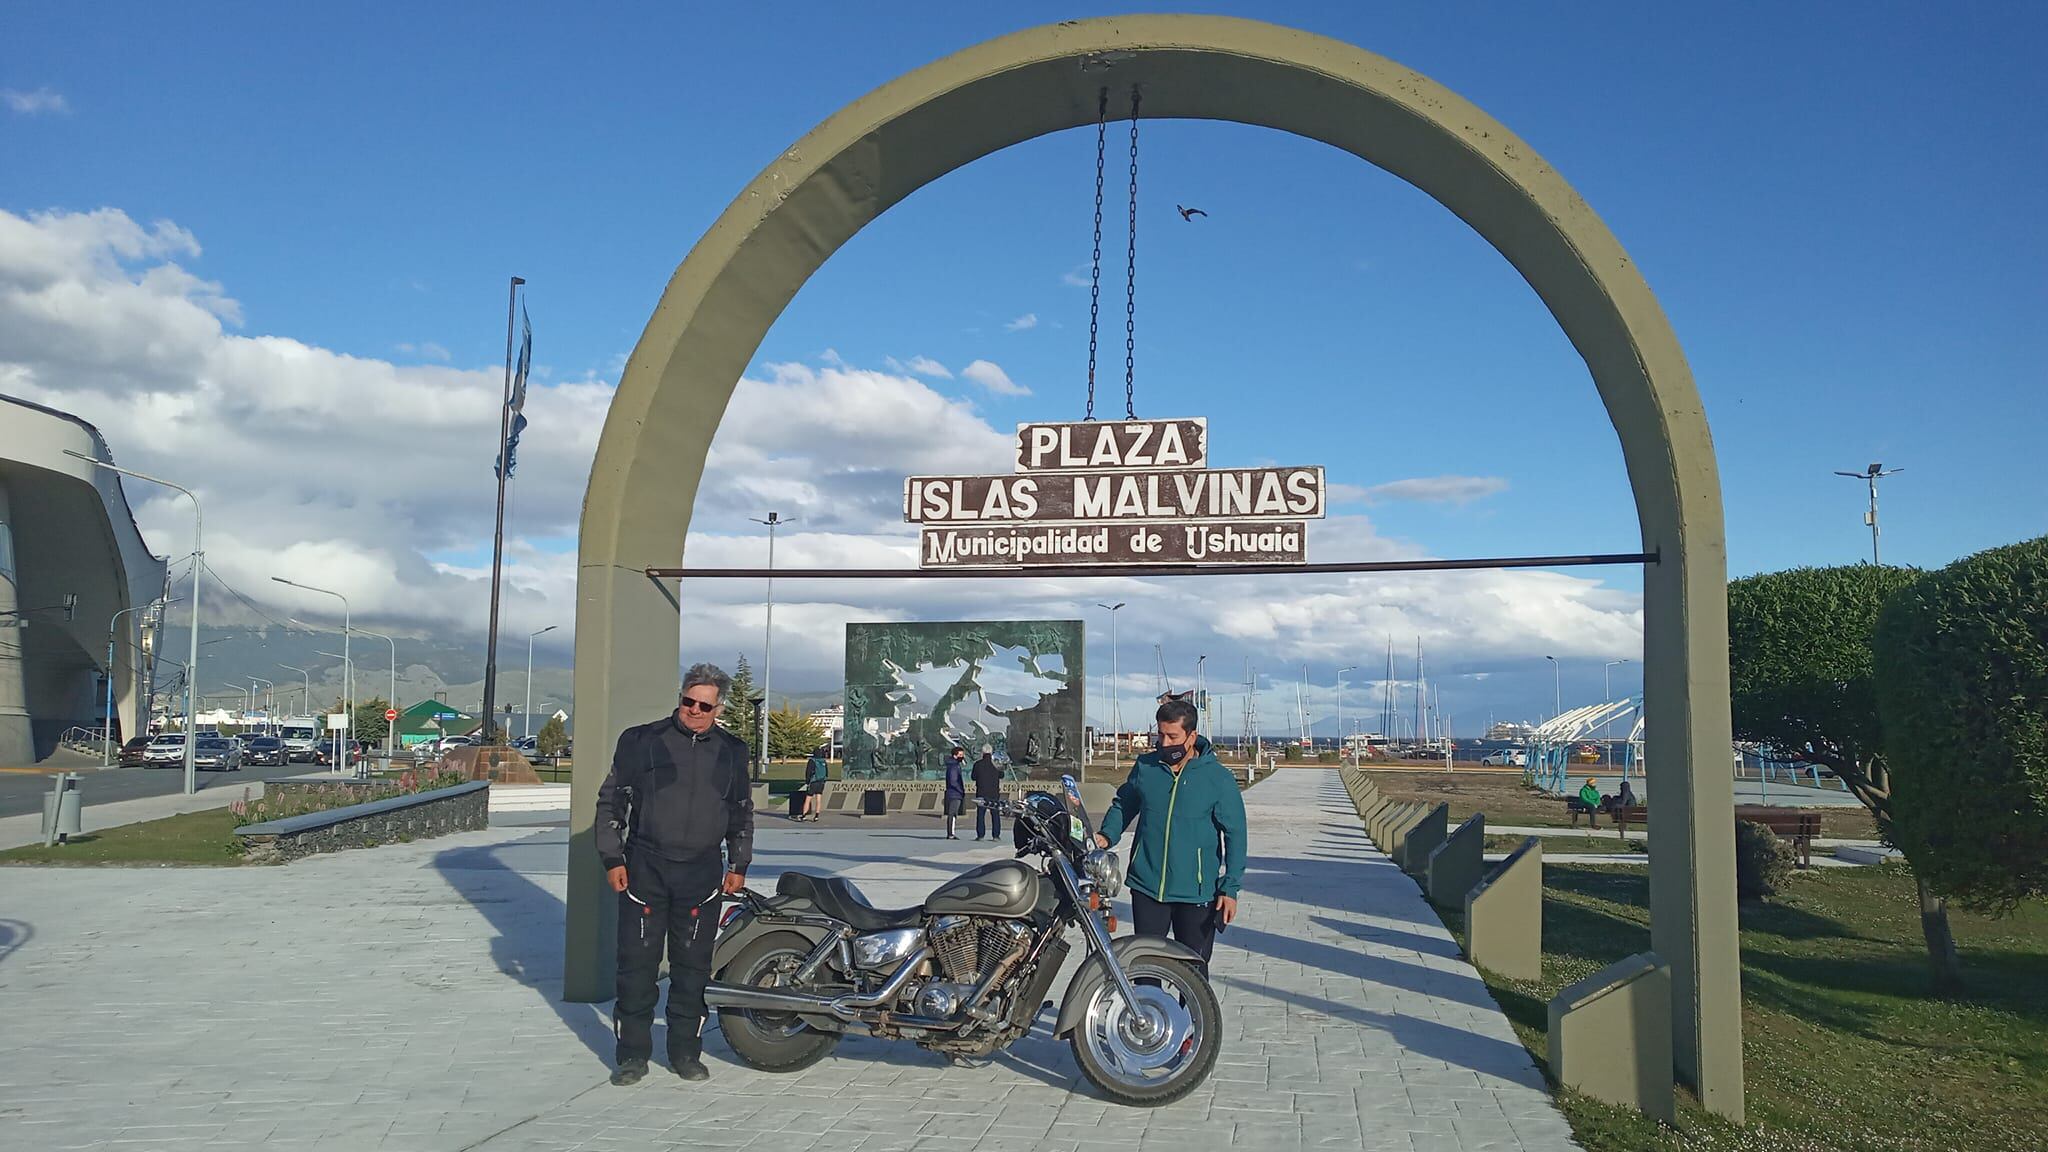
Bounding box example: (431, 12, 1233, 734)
(384, 708, 398, 722)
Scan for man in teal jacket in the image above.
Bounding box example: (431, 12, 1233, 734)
(1094, 697, 1247, 969)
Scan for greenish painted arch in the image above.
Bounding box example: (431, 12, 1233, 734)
(567, 15, 1742, 1119)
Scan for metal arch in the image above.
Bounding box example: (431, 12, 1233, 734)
(567, 15, 1740, 1117)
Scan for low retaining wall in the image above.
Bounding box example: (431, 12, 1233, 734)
(236, 781, 490, 864)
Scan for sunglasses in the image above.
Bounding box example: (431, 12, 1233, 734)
(680, 697, 720, 714)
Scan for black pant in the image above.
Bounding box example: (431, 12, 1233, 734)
(975, 797, 1002, 838)
(1130, 888, 1218, 972)
(615, 848, 723, 1066)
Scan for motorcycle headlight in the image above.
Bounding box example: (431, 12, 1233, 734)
(1083, 848, 1123, 899)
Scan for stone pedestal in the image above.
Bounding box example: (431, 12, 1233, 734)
(1549, 952, 1676, 1124)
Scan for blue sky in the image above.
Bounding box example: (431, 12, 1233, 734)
(5, 3, 2043, 731)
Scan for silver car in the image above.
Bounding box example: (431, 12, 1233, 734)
(191, 736, 243, 772)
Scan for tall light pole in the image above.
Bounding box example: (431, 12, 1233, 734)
(1834, 463, 1903, 564)
(105, 597, 174, 765)
(1604, 658, 1630, 768)
(249, 676, 274, 716)
(1336, 666, 1355, 763)
(1097, 602, 1125, 759)
(525, 624, 557, 740)
(222, 682, 252, 716)
(748, 512, 789, 770)
(279, 664, 311, 716)
(353, 627, 399, 758)
(315, 650, 356, 772)
(1545, 655, 1561, 721)
(273, 577, 349, 755)
(65, 451, 202, 795)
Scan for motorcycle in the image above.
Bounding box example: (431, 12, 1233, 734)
(704, 776, 1221, 1106)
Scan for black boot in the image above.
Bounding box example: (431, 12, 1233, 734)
(610, 1058, 648, 1086)
(674, 1056, 710, 1082)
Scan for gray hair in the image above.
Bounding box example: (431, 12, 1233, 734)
(680, 663, 731, 704)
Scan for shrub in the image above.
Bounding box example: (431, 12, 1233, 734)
(1735, 819, 1794, 900)
(1873, 534, 2048, 912)
(1283, 745, 1302, 762)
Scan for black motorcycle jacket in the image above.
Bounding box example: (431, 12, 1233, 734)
(595, 714, 754, 875)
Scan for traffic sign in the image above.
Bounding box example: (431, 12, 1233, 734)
(384, 708, 398, 722)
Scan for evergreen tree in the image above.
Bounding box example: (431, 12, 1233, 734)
(536, 715, 568, 758)
(719, 654, 761, 760)
(769, 702, 828, 761)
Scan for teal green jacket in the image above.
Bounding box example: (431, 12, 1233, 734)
(1098, 737, 1247, 903)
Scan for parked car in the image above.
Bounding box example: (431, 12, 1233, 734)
(117, 736, 153, 767)
(314, 739, 368, 767)
(192, 736, 242, 772)
(142, 733, 187, 767)
(242, 735, 289, 767)
(1479, 748, 1527, 767)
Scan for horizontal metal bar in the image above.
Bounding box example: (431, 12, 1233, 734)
(645, 551, 1655, 580)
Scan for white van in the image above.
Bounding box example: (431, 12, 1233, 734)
(278, 719, 322, 762)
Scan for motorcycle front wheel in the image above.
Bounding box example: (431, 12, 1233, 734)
(1069, 957, 1221, 1106)
(715, 931, 841, 1073)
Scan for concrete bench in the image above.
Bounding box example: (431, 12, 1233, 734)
(235, 781, 490, 864)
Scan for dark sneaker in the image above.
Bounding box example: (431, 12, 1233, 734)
(610, 1059, 648, 1086)
(674, 1057, 710, 1083)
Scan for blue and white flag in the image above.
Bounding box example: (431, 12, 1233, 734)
(495, 305, 532, 478)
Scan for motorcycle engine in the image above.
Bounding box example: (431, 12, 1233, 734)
(927, 915, 1032, 985)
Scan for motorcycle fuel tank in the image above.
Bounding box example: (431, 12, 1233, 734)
(924, 860, 1045, 919)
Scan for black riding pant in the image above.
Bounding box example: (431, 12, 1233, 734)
(615, 847, 723, 1065)
(1130, 888, 1218, 973)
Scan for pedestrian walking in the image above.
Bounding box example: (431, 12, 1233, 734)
(799, 744, 829, 821)
(1095, 697, 1246, 973)
(943, 745, 967, 839)
(594, 663, 754, 1086)
(972, 744, 1004, 840)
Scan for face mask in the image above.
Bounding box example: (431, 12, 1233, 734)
(1158, 742, 1187, 766)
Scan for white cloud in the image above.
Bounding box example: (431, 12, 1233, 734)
(961, 359, 1029, 396)
(395, 341, 451, 361)
(1004, 313, 1038, 332)
(0, 205, 1641, 727)
(1060, 265, 1091, 288)
(2, 87, 68, 116)
(1340, 475, 1510, 506)
(884, 354, 951, 379)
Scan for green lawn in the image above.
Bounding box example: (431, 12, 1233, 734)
(1437, 862, 2048, 1151)
(0, 808, 245, 865)
(1485, 833, 1642, 856)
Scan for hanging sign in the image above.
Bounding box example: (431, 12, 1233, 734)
(1014, 418, 1208, 472)
(908, 416, 1323, 568)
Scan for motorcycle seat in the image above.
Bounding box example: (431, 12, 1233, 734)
(775, 871, 924, 933)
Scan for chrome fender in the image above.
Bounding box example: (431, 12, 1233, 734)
(1053, 933, 1207, 1039)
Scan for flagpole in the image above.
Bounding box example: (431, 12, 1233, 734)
(481, 274, 523, 745)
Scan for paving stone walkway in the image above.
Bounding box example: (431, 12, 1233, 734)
(0, 768, 1578, 1151)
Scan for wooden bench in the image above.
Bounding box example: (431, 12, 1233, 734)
(1565, 797, 1601, 826)
(1735, 805, 1823, 868)
(1605, 803, 1820, 867)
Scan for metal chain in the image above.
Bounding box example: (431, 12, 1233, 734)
(1124, 85, 1140, 420)
(1084, 88, 1107, 421)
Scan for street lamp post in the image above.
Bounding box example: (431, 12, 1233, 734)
(279, 665, 311, 716)
(1834, 463, 1903, 565)
(105, 597, 175, 765)
(748, 512, 789, 776)
(352, 627, 399, 758)
(1603, 658, 1630, 768)
(273, 577, 349, 764)
(1096, 603, 1125, 760)
(250, 676, 274, 717)
(315, 650, 357, 774)
(65, 451, 202, 795)
(1545, 655, 1561, 721)
(525, 625, 557, 741)
(1335, 666, 1355, 764)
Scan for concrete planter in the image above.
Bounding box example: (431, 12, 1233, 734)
(236, 781, 489, 865)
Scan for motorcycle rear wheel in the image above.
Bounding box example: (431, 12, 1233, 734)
(716, 931, 841, 1073)
(1069, 957, 1221, 1106)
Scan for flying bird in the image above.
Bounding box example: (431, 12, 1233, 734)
(1176, 205, 1207, 221)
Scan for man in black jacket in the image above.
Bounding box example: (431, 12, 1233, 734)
(595, 662, 754, 1086)
(971, 744, 1004, 841)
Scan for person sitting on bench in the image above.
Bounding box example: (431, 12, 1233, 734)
(1577, 778, 1605, 825)
(1616, 778, 1637, 810)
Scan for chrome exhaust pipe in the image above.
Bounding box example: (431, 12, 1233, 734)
(706, 946, 933, 1022)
